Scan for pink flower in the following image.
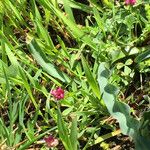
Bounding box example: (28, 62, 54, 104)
(44, 135, 59, 148)
(50, 87, 64, 100)
(125, 0, 136, 5)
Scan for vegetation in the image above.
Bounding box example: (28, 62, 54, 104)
(0, 0, 150, 149)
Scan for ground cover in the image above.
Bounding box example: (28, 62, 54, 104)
(0, 0, 150, 149)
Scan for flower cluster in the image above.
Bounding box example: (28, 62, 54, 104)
(44, 135, 59, 148)
(50, 87, 64, 100)
(125, 0, 136, 5)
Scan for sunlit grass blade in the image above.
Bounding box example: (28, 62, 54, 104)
(3, 0, 25, 25)
(58, 0, 92, 13)
(0, 31, 19, 67)
(18, 67, 38, 109)
(70, 115, 78, 150)
(30, 0, 42, 22)
(57, 108, 73, 150)
(81, 55, 100, 99)
(93, 7, 106, 38)
(35, 20, 55, 49)
(89, 0, 103, 12)
(28, 38, 70, 82)
(38, 0, 97, 50)
(30, 0, 55, 49)
(2, 64, 15, 146)
(94, 129, 121, 145)
(63, 0, 75, 23)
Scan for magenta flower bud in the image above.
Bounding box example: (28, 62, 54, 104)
(44, 135, 59, 148)
(125, 0, 136, 5)
(50, 87, 64, 100)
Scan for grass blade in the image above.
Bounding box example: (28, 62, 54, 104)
(28, 38, 70, 82)
(57, 108, 73, 150)
(70, 115, 78, 150)
(63, 0, 75, 23)
(81, 55, 100, 99)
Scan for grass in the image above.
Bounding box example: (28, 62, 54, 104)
(0, 0, 150, 149)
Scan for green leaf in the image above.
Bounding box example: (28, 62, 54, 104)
(30, 0, 42, 22)
(38, 0, 97, 50)
(57, 108, 73, 150)
(134, 110, 150, 150)
(81, 55, 100, 99)
(35, 20, 55, 49)
(98, 62, 139, 137)
(28, 38, 70, 82)
(18, 127, 57, 150)
(135, 49, 150, 63)
(70, 115, 78, 150)
(4, 0, 25, 24)
(63, 0, 75, 23)
(58, 0, 92, 13)
(93, 7, 106, 37)
(0, 31, 19, 67)
(124, 66, 131, 75)
(98, 63, 150, 149)
(134, 135, 150, 150)
(18, 67, 38, 109)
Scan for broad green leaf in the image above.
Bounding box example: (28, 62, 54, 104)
(98, 63, 150, 149)
(98, 62, 139, 137)
(134, 135, 150, 150)
(134, 110, 150, 150)
(28, 38, 70, 82)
